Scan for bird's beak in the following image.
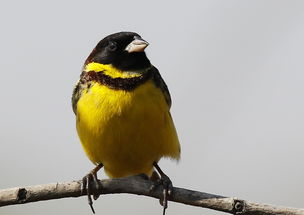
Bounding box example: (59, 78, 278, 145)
(125, 36, 149, 53)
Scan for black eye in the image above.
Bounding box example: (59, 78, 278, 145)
(108, 42, 117, 51)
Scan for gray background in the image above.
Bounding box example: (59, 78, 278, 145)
(0, 0, 303, 214)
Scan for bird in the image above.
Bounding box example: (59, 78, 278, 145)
(72, 32, 180, 214)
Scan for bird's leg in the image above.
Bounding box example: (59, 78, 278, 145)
(152, 162, 173, 215)
(81, 163, 104, 214)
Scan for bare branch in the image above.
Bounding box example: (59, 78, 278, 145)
(0, 175, 303, 215)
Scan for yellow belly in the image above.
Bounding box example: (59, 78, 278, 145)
(76, 80, 180, 178)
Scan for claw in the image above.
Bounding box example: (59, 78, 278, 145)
(159, 174, 172, 212)
(82, 173, 97, 213)
(92, 172, 101, 200)
(81, 163, 103, 214)
(152, 162, 173, 215)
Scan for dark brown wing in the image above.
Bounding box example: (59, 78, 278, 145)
(150, 66, 172, 108)
(71, 79, 82, 114)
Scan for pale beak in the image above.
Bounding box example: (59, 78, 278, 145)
(125, 36, 149, 53)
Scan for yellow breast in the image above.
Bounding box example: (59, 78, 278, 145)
(76, 80, 180, 178)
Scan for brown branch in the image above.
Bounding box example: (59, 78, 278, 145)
(0, 175, 303, 215)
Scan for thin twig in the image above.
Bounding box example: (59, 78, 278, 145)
(0, 175, 303, 215)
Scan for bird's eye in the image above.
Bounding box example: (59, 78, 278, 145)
(108, 42, 117, 51)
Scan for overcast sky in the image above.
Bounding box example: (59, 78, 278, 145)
(1, 1, 304, 215)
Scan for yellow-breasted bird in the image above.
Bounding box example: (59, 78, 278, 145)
(72, 32, 180, 214)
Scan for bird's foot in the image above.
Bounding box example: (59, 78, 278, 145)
(151, 163, 173, 215)
(81, 164, 103, 214)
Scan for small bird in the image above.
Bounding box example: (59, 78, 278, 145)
(72, 32, 180, 214)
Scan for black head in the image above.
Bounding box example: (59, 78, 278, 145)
(85, 32, 151, 71)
